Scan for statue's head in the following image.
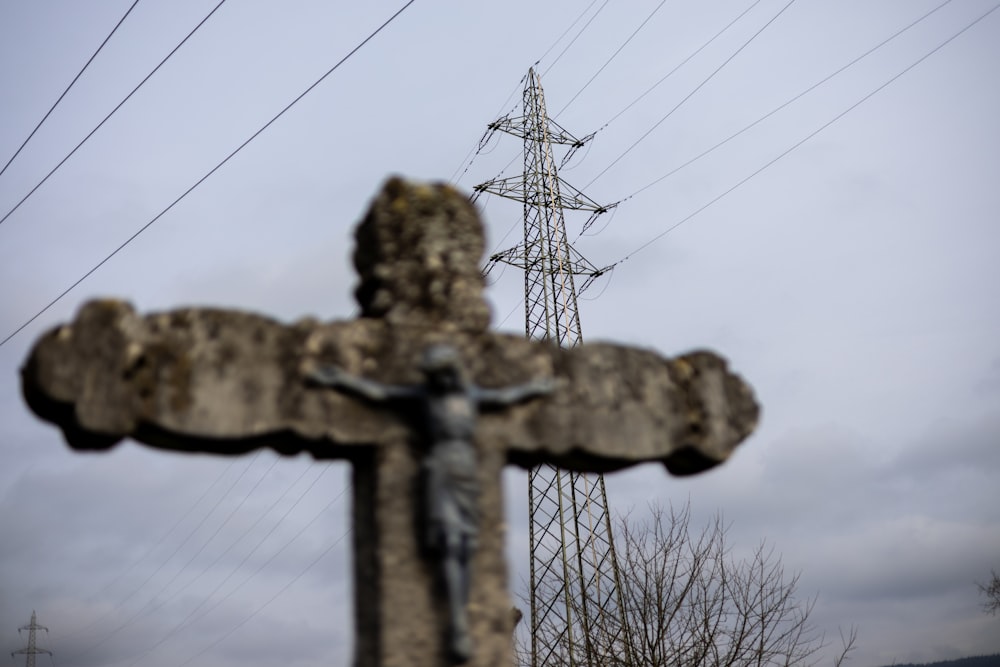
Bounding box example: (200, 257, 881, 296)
(421, 344, 466, 390)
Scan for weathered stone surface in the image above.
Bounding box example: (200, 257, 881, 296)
(21, 176, 760, 667)
(22, 301, 757, 475)
(353, 178, 491, 332)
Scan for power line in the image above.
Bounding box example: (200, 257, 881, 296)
(604, 1, 1000, 269)
(177, 522, 351, 667)
(0, 0, 142, 180)
(541, 0, 612, 78)
(448, 75, 525, 185)
(118, 463, 333, 667)
(596, 0, 765, 130)
(535, 0, 604, 68)
(173, 467, 338, 632)
(59, 459, 240, 641)
(0, 0, 417, 350)
(461, 0, 615, 190)
(470, 0, 765, 211)
(72, 453, 264, 659)
(584, 0, 799, 189)
(63, 459, 339, 667)
(616, 0, 956, 205)
(0, 0, 228, 228)
(552, 0, 670, 119)
(449, 0, 607, 185)
(115, 455, 285, 629)
(52, 463, 343, 667)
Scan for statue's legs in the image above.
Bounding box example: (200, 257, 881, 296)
(442, 533, 474, 663)
(423, 442, 480, 662)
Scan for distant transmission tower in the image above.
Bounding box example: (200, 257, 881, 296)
(475, 67, 632, 667)
(11, 611, 52, 667)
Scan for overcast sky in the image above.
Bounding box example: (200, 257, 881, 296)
(1, 1, 998, 666)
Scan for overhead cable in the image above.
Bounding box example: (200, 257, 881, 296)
(0, 0, 417, 350)
(553, 0, 670, 119)
(472, 0, 765, 209)
(59, 459, 240, 641)
(450, 0, 605, 185)
(116, 455, 285, 629)
(542, 0, 612, 77)
(0, 0, 228, 228)
(584, 0, 799, 189)
(71, 452, 264, 660)
(535, 0, 604, 68)
(604, 1, 1000, 269)
(616, 0, 956, 205)
(596, 0, 765, 130)
(176, 491, 351, 667)
(119, 463, 332, 667)
(0, 0, 142, 180)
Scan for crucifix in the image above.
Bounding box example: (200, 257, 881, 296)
(21, 177, 760, 667)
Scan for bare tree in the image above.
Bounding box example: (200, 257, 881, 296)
(517, 502, 856, 667)
(979, 569, 1000, 615)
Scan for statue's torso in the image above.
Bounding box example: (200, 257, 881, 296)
(424, 392, 476, 442)
(421, 392, 480, 537)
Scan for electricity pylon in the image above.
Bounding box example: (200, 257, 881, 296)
(475, 67, 632, 667)
(11, 611, 52, 667)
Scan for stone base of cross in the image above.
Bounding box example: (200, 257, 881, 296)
(21, 177, 759, 666)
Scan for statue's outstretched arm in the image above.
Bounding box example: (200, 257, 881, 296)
(306, 364, 420, 402)
(475, 378, 556, 407)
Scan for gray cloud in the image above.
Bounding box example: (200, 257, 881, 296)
(3, 2, 1000, 667)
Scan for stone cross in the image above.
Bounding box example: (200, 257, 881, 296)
(21, 177, 760, 667)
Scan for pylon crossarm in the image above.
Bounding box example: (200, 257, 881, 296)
(553, 179, 608, 212)
(490, 115, 586, 148)
(487, 243, 605, 279)
(475, 174, 607, 214)
(474, 175, 525, 202)
(486, 245, 522, 267)
(563, 243, 604, 275)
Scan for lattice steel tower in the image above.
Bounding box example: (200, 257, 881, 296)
(11, 611, 52, 667)
(475, 68, 632, 667)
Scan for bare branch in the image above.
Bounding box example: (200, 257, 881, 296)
(978, 569, 1000, 616)
(832, 625, 859, 667)
(520, 500, 852, 666)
